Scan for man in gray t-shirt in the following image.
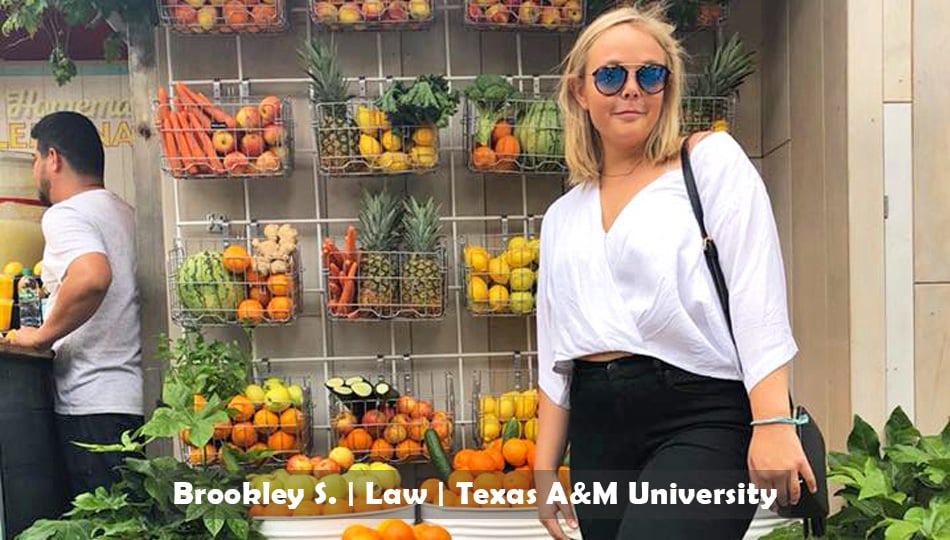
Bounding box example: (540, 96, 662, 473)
(10, 111, 143, 500)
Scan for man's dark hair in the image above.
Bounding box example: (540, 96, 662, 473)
(30, 111, 105, 181)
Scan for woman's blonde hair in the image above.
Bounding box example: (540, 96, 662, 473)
(557, 3, 685, 185)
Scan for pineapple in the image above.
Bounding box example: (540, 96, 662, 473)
(358, 188, 403, 316)
(300, 40, 361, 173)
(400, 196, 443, 317)
(684, 33, 755, 130)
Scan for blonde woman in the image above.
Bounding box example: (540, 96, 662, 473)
(534, 5, 817, 539)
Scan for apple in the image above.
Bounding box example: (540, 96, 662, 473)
(222, 0, 250, 28)
(185, 0, 206, 7)
(316, 473, 348, 501)
(408, 0, 430, 20)
(385, 0, 409, 21)
(212, 130, 235, 154)
(223, 151, 250, 173)
(412, 400, 433, 419)
(361, 409, 388, 438)
(466, 1, 483, 21)
(338, 3, 362, 23)
(173, 5, 199, 25)
(539, 5, 561, 26)
(383, 423, 408, 445)
(517, 0, 539, 23)
(286, 454, 313, 475)
(333, 411, 358, 435)
(362, 0, 383, 19)
(368, 462, 401, 490)
(241, 133, 264, 157)
(312, 457, 342, 478)
(390, 413, 410, 426)
(251, 3, 277, 27)
(431, 415, 452, 440)
(562, 0, 582, 23)
(396, 395, 417, 416)
(255, 150, 281, 172)
(235, 105, 261, 129)
(328, 446, 355, 470)
(485, 3, 508, 23)
(258, 95, 281, 126)
(195, 6, 218, 30)
(313, 2, 339, 21)
(262, 124, 284, 147)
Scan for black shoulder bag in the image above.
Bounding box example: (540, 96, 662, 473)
(680, 136, 829, 537)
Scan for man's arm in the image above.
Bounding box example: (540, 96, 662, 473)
(12, 253, 111, 350)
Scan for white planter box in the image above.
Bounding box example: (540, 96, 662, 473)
(418, 504, 581, 540)
(257, 506, 415, 540)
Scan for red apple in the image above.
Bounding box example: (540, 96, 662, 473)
(309, 456, 324, 470)
(390, 413, 410, 426)
(396, 395, 417, 416)
(313, 1, 339, 22)
(173, 5, 198, 25)
(485, 3, 509, 23)
(286, 454, 313, 475)
(362, 0, 383, 19)
(223, 151, 249, 173)
(258, 95, 281, 126)
(362, 409, 388, 439)
(212, 130, 235, 154)
(255, 150, 281, 172)
(411, 400, 433, 419)
(385, 0, 409, 21)
(240, 133, 264, 157)
(235, 105, 261, 129)
(383, 423, 408, 445)
(467, 1, 483, 20)
(312, 458, 341, 478)
(262, 124, 284, 147)
(333, 411, 357, 435)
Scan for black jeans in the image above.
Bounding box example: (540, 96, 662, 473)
(55, 413, 144, 501)
(568, 355, 757, 540)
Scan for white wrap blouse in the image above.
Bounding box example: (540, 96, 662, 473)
(536, 132, 798, 409)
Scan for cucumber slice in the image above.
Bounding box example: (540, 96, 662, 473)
(345, 376, 369, 387)
(351, 381, 374, 399)
(325, 377, 346, 389)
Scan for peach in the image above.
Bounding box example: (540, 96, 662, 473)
(240, 133, 264, 157)
(173, 5, 198, 25)
(338, 2, 362, 23)
(212, 130, 235, 154)
(262, 124, 284, 147)
(235, 105, 261, 129)
(255, 150, 281, 172)
(258, 96, 281, 126)
(408, 0, 431, 20)
(517, 0, 539, 23)
(313, 2, 339, 22)
(362, 0, 384, 20)
(223, 151, 250, 173)
(222, 1, 250, 29)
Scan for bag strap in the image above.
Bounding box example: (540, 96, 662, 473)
(679, 136, 739, 361)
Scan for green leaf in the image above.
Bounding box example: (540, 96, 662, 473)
(758, 522, 803, 540)
(885, 407, 921, 447)
(67, 487, 127, 515)
(140, 406, 188, 439)
(14, 519, 97, 540)
(848, 414, 881, 459)
(97, 517, 147, 536)
(886, 444, 931, 465)
(204, 516, 226, 537)
(858, 458, 890, 500)
(228, 518, 251, 540)
(882, 519, 920, 540)
(941, 418, 950, 445)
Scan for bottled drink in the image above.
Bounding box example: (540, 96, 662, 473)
(17, 271, 43, 328)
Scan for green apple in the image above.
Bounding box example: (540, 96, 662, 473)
(245, 384, 266, 404)
(318, 473, 348, 501)
(264, 386, 292, 413)
(349, 463, 371, 472)
(248, 473, 271, 494)
(284, 474, 316, 495)
(287, 384, 304, 407)
(367, 463, 400, 490)
(263, 377, 284, 391)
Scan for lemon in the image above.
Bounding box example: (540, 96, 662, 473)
(488, 257, 510, 285)
(507, 246, 533, 269)
(412, 126, 436, 147)
(409, 145, 437, 168)
(378, 151, 409, 172)
(498, 392, 516, 421)
(479, 413, 501, 442)
(509, 268, 534, 292)
(375, 110, 391, 132)
(32, 261, 42, 277)
(523, 418, 538, 442)
(510, 291, 534, 314)
(469, 248, 490, 273)
(527, 238, 540, 263)
(507, 236, 528, 251)
(468, 276, 489, 302)
(380, 130, 401, 152)
(521, 389, 538, 417)
(2, 262, 23, 277)
(479, 395, 498, 416)
(245, 384, 266, 404)
(359, 134, 382, 162)
(488, 284, 509, 311)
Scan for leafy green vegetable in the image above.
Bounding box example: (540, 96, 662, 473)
(375, 75, 460, 129)
(762, 407, 950, 540)
(464, 74, 522, 146)
(158, 331, 250, 401)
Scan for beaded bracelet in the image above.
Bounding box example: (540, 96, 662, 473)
(750, 412, 810, 427)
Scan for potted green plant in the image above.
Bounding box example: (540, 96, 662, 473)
(763, 407, 950, 539)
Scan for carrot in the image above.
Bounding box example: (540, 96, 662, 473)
(178, 111, 206, 174)
(337, 261, 358, 315)
(190, 112, 225, 174)
(161, 116, 182, 175)
(157, 87, 171, 123)
(168, 112, 193, 173)
(173, 83, 212, 130)
(328, 281, 341, 299)
(193, 90, 237, 129)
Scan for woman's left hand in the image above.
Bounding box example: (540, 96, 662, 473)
(747, 424, 817, 509)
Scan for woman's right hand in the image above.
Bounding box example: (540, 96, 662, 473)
(536, 469, 578, 539)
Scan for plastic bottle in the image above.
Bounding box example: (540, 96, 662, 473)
(17, 270, 43, 328)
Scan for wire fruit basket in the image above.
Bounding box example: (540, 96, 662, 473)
(157, 0, 291, 34)
(309, 0, 435, 31)
(182, 375, 313, 468)
(459, 232, 539, 316)
(156, 90, 295, 180)
(464, 0, 585, 31)
(168, 235, 303, 329)
(311, 99, 440, 176)
(471, 363, 538, 448)
(463, 96, 566, 175)
(680, 95, 736, 134)
(327, 370, 455, 465)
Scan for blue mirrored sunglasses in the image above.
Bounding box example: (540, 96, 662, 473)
(591, 64, 670, 96)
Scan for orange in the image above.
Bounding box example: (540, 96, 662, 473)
(525, 440, 536, 469)
(441, 488, 460, 507)
(237, 299, 264, 323)
(447, 470, 474, 495)
(188, 444, 217, 465)
(473, 471, 502, 492)
(222, 245, 251, 274)
(212, 420, 232, 440)
(248, 504, 266, 516)
(193, 394, 206, 412)
(415, 524, 451, 540)
(453, 448, 474, 471)
(248, 284, 271, 306)
(342, 524, 380, 540)
(503, 438, 529, 467)
(348, 428, 374, 452)
(503, 470, 531, 491)
(322, 497, 352, 515)
(420, 478, 442, 504)
(488, 438, 502, 453)
(376, 518, 414, 540)
(227, 394, 255, 422)
(292, 500, 323, 516)
(253, 409, 279, 435)
(231, 421, 257, 448)
(395, 439, 421, 461)
(267, 430, 296, 452)
(487, 449, 505, 471)
(352, 493, 381, 514)
(279, 407, 304, 436)
(558, 465, 571, 490)
(370, 438, 394, 461)
(467, 450, 494, 473)
(260, 503, 293, 517)
(179, 427, 191, 444)
(267, 273, 292, 296)
(266, 296, 293, 322)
